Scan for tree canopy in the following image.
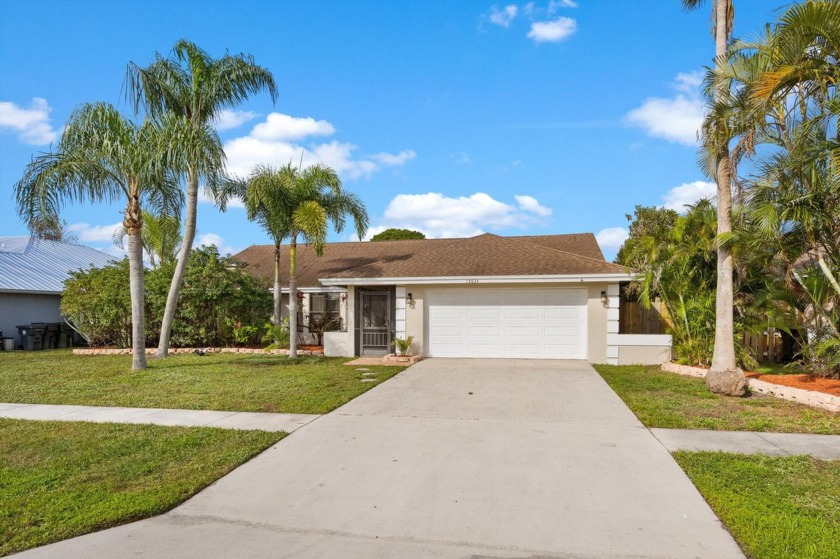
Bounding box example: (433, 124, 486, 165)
(370, 228, 426, 242)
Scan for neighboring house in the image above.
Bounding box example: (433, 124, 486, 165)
(0, 237, 114, 348)
(234, 233, 672, 365)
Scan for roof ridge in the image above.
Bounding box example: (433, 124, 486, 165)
(320, 237, 463, 277)
(499, 235, 626, 270)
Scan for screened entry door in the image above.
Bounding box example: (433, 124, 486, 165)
(361, 291, 390, 356)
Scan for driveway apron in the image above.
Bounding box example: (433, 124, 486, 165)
(17, 359, 744, 558)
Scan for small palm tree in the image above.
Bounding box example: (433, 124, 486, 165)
(224, 165, 293, 327)
(14, 103, 187, 370)
(126, 39, 278, 358)
(114, 209, 182, 270)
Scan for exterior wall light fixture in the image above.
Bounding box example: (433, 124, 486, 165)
(601, 291, 608, 306)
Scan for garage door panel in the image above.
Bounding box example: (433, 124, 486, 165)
(427, 288, 587, 359)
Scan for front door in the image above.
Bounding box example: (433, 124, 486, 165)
(361, 291, 390, 356)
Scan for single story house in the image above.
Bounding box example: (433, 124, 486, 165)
(0, 236, 114, 348)
(234, 233, 671, 365)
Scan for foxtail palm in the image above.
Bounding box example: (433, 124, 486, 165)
(683, 0, 745, 395)
(278, 163, 368, 358)
(126, 39, 277, 357)
(224, 165, 293, 327)
(14, 103, 186, 370)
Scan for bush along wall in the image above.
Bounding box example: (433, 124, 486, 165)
(62, 246, 271, 348)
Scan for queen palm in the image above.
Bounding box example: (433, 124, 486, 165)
(126, 39, 278, 358)
(14, 103, 194, 370)
(683, 0, 745, 395)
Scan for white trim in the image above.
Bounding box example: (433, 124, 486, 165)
(608, 334, 673, 347)
(319, 273, 633, 287)
(275, 286, 347, 294)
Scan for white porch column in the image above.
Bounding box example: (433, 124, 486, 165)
(395, 286, 407, 339)
(605, 283, 620, 365)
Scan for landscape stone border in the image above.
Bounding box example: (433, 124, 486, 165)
(73, 347, 324, 356)
(661, 362, 840, 413)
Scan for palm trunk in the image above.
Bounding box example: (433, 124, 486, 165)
(289, 235, 298, 359)
(706, 0, 745, 396)
(125, 198, 147, 371)
(273, 241, 282, 326)
(156, 167, 197, 357)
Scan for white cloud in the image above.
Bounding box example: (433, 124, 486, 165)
(368, 192, 552, 239)
(221, 112, 414, 181)
(662, 180, 717, 212)
(489, 4, 519, 28)
(515, 194, 552, 217)
(0, 98, 59, 145)
(549, 0, 578, 11)
(66, 222, 122, 243)
(195, 232, 237, 256)
(251, 113, 335, 141)
(523, 2, 535, 15)
(527, 17, 577, 42)
(371, 150, 417, 166)
(625, 71, 706, 146)
(213, 109, 259, 131)
(596, 227, 629, 251)
(452, 152, 472, 165)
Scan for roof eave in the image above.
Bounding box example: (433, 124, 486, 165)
(318, 273, 635, 286)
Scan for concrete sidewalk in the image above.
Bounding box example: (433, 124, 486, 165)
(16, 359, 744, 558)
(652, 428, 840, 460)
(0, 402, 318, 433)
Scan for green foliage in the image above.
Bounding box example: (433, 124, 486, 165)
(674, 452, 840, 559)
(615, 205, 678, 267)
(147, 246, 272, 347)
(370, 228, 425, 242)
(61, 259, 133, 348)
(262, 318, 290, 349)
(393, 336, 415, 355)
(61, 246, 271, 348)
(0, 419, 282, 555)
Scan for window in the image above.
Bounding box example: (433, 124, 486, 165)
(308, 293, 343, 332)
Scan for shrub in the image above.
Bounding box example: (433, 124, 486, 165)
(61, 246, 271, 348)
(61, 259, 133, 347)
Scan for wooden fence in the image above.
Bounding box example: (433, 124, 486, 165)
(619, 299, 668, 335)
(743, 328, 785, 363)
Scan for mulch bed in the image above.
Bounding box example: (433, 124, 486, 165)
(745, 373, 840, 397)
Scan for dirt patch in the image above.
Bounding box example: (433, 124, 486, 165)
(745, 373, 840, 397)
(298, 345, 323, 352)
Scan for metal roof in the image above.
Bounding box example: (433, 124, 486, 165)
(0, 237, 115, 294)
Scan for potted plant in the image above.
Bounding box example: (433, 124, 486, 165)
(393, 335, 414, 357)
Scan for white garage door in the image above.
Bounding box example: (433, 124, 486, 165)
(426, 287, 587, 359)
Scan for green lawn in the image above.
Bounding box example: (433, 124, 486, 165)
(675, 452, 840, 559)
(0, 350, 403, 413)
(593, 365, 840, 434)
(0, 419, 284, 556)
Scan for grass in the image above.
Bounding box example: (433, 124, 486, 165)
(751, 362, 805, 376)
(675, 452, 840, 559)
(0, 418, 284, 555)
(0, 350, 404, 413)
(593, 365, 840, 434)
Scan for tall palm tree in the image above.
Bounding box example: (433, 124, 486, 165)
(277, 163, 368, 358)
(683, 0, 745, 395)
(14, 103, 187, 370)
(224, 165, 293, 326)
(126, 39, 278, 358)
(114, 209, 182, 270)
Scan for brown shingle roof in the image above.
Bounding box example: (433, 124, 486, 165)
(233, 233, 626, 287)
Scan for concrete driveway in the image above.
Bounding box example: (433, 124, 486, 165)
(18, 359, 744, 558)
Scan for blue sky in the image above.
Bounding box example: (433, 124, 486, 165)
(0, 0, 784, 260)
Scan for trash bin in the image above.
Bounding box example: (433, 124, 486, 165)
(17, 325, 32, 351)
(2, 338, 14, 351)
